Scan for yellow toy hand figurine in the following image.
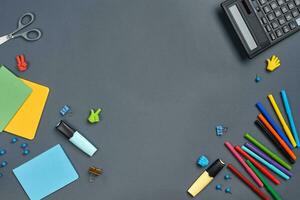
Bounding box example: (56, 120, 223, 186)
(266, 55, 281, 72)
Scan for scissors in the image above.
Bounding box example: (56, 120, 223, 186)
(0, 12, 42, 46)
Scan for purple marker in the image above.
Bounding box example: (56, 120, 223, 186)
(245, 143, 292, 177)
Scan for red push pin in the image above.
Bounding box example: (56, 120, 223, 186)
(16, 54, 28, 72)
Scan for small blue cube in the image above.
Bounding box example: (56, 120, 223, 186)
(197, 155, 209, 167)
(60, 105, 70, 116)
(11, 137, 18, 144)
(216, 184, 222, 191)
(0, 161, 7, 168)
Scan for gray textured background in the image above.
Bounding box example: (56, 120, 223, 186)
(0, 0, 300, 199)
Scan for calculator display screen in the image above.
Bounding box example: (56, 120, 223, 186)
(229, 5, 258, 51)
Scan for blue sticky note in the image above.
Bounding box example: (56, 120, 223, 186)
(13, 144, 79, 200)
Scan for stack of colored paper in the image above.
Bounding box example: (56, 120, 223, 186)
(0, 65, 49, 140)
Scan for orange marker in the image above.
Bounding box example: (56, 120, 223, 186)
(258, 114, 296, 161)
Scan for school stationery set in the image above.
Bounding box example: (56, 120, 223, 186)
(188, 89, 299, 199)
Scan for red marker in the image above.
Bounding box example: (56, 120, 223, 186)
(227, 164, 270, 200)
(235, 146, 280, 185)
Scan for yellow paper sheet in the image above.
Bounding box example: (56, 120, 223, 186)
(4, 79, 49, 140)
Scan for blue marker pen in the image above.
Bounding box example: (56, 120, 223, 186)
(281, 90, 300, 147)
(56, 120, 97, 157)
(256, 102, 293, 149)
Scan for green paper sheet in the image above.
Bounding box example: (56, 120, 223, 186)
(0, 65, 31, 131)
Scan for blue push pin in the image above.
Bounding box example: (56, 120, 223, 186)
(255, 74, 261, 83)
(225, 187, 232, 194)
(197, 155, 209, 167)
(11, 137, 18, 144)
(224, 174, 231, 180)
(0, 149, 6, 156)
(0, 161, 7, 168)
(23, 149, 30, 156)
(216, 184, 222, 191)
(20, 143, 28, 149)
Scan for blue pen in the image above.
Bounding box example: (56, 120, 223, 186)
(241, 146, 290, 180)
(281, 90, 300, 147)
(256, 102, 293, 149)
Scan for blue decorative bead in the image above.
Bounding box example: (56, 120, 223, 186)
(225, 187, 232, 194)
(1, 161, 7, 168)
(216, 184, 222, 191)
(0, 149, 6, 156)
(197, 155, 209, 167)
(23, 149, 30, 156)
(11, 137, 18, 144)
(224, 174, 231, 180)
(20, 143, 28, 149)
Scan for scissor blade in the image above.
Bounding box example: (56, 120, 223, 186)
(0, 35, 10, 45)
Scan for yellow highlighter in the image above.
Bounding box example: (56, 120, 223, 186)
(188, 159, 225, 197)
(268, 94, 297, 147)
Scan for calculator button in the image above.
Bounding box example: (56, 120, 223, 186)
(270, 1, 278, 9)
(278, 17, 286, 24)
(268, 13, 276, 21)
(270, 32, 277, 40)
(259, 0, 268, 5)
(274, 9, 282, 17)
(295, 0, 300, 6)
(281, 6, 289, 13)
(278, 0, 285, 5)
(275, 29, 283, 37)
(285, 13, 293, 20)
(283, 25, 290, 32)
(261, 17, 268, 24)
(292, 9, 299, 17)
(265, 24, 272, 32)
(264, 5, 272, 13)
(288, 2, 295, 9)
(296, 17, 300, 25)
(289, 21, 297, 29)
(271, 20, 280, 28)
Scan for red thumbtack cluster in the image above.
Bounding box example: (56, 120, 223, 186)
(16, 54, 28, 72)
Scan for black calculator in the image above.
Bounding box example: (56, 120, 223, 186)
(222, 0, 300, 58)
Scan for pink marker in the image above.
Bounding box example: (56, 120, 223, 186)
(224, 141, 263, 187)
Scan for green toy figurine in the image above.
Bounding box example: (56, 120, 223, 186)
(88, 108, 102, 124)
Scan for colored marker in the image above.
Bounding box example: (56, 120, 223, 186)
(224, 142, 263, 187)
(281, 90, 300, 147)
(235, 146, 280, 185)
(187, 159, 225, 197)
(255, 120, 295, 164)
(268, 94, 296, 147)
(56, 120, 98, 157)
(241, 146, 289, 180)
(245, 143, 292, 177)
(227, 164, 270, 200)
(256, 102, 293, 149)
(244, 133, 292, 170)
(246, 160, 282, 200)
(258, 114, 296, 161)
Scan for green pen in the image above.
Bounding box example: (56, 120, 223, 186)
(244, 133, 292, 170)
(246, 160, 282, 200)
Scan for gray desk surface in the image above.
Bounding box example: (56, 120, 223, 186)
(0, 0, 300, 199)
